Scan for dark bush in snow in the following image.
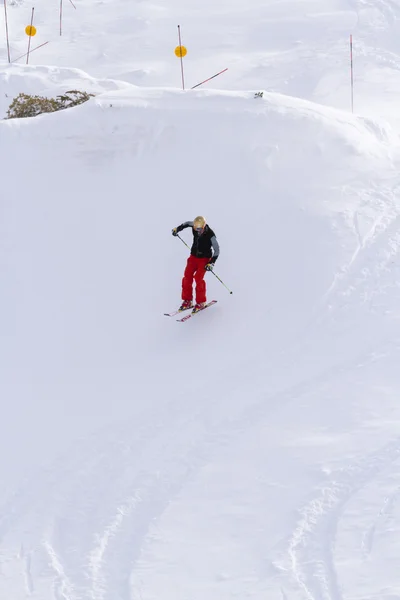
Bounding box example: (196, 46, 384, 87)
(5, 90, 94, 119)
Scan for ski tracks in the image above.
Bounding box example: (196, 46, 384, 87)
(43, 538, 76, 600)
(285, 438, 400, 600)
(361, 477, 400, 558)
(1, 364, 400, 600)
(0, 390, 263, 600)
(2, 312, 400, 599)
(314, 182, 400, 325)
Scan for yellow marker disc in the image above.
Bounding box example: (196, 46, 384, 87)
(25, 25, 37, 36)
(174, 45, 187, 58)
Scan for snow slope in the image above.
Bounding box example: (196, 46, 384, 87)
(2, 1, 400, 600)
(2, 85, 400, 600)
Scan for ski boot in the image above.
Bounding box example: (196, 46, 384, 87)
(192, 302, 206, 313)
(179, 300, 193, 312)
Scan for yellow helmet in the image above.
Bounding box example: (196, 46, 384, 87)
(193, 216, 206, 230)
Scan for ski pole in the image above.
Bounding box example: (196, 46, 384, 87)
(177, 233, 190, 250)
(210, 269, 233, 294)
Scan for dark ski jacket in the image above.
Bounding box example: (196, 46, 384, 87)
(176, 221, 220, 263)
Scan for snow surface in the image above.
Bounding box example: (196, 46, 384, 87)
(2, 0, 400, 599)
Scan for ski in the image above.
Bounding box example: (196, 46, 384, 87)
(176, 300, 217, 322)
(164, 306, 193, 317)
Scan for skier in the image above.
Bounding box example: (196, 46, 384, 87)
(172, 216, 220, 312)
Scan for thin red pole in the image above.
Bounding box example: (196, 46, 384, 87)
(26, 7, 35, 65)
(60, 0, 76, 35)
(177, 25, 185, 90)
(350, 34, 354, 113)
(191, 68, 228, 90)
(4, 0, 11, 63)
(13, 41, 49, 63)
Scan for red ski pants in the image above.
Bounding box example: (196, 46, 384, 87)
(182, 255, 210, 304)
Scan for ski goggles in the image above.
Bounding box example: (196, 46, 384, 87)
(194, 226, 204, 233)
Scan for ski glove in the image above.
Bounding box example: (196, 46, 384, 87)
(205, 263, 214, 271)
(172, 228, 178, 236)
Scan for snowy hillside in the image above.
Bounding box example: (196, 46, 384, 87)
(2, 0, 400, 119)
(2, 1, 400, 600)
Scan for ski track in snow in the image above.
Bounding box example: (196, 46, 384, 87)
(43, 538, 76, 600)
(361, 470, 400, 558)
(355, 0, 400, 28)
(286, 438, 400, 600)
(313, 182, 400, 324)
(24, 553, 34, 596)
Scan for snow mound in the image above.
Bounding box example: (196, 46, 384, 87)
(0, 63, 134, 118)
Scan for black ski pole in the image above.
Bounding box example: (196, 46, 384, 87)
(176, 233, 233, 294)
(209, 268, 233, 294)
(177, 233, 190, 250)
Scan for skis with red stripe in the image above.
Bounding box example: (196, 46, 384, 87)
(176, 300, 217, 322)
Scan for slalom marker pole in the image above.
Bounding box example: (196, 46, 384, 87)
(26, 7, 35, 65)
(177, 25, 185, 90)
(350, 34, 354, 113)
(60, 0, 76, 36)
(191, 68, 228, 90)
(4, 0, 11, 63)
(176, 234, 233, 294)
(12, 41, 49, 63)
